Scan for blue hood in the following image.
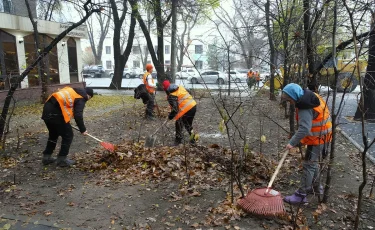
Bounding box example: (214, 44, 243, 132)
(282, 83, 304, 101)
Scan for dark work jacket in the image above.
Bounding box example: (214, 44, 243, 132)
(295, 89, 320, 110)
(165, 84, 193, 120)
(42, 88, 89, 132)
(134, 84, 149, 104)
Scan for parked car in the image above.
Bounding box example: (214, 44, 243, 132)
(109, 68, 137, 78)
(176, 68, 198, 79)
(131, 67, 144, 78)
(225, 70, 247, 83)
(187, 70, 227, 84)
(83, 65, 105, 78)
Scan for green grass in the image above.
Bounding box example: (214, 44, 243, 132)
(9, 95, 135, 116)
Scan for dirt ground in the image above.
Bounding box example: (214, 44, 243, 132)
(0, 90, 374, 230)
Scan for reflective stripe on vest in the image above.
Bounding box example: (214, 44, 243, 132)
(143, 72, 155, 93)
(297, 93, 332, 145)
(47, 87, 83, 123)
(170, 86, 197, 120)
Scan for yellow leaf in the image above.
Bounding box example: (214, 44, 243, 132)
(2, 223, 11, 230)
(261, 135, 266, 143)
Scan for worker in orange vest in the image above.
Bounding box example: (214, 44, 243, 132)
(143, 64, 156, 120)
(162, 80, 197, 146)
(281, 83, 332, 204)
(255, 71, 261, 89)
(42, 87, 94, 167)
(247, 68, 255, 90)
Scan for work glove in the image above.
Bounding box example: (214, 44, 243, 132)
(168, 113, 174, 120)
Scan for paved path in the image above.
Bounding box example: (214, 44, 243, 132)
(324, 90, 375, 163)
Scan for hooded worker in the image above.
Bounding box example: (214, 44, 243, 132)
(163, 80, 197, 146)
(41, 87, 94, 167)
(143, 64, 156, 120)
(281, 83, 332, 204)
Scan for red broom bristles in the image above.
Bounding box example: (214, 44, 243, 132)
(237, 188, 285, 217)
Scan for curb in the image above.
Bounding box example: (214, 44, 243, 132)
(0, 214, 85, 230)
(338, 127, 375, 164)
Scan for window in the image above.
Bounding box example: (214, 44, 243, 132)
(106, 60, 112, 69)
(165, 45, 170, 54)
(133, 46, 140, 54)
(188, 69, 195, 73)
(195, 45, 203, 54)
(105, 46, 111, 54)
(195, 60, 203, 69)
(133, 60, 140, 68)
(67, 38, 78, 83)
(24, 34, 59, 86)
(0, 29, 18, 90)
(165, 60, 170, 65)
(1, 0, 14, 13)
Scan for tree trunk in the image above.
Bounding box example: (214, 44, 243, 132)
(170, 0, 177, 83)
(25, 0, 48, 102)
(131, 0, 172, 89)
(154, 0, 165, 85)
(0, 3, 100, 141)
(265, 0, 276, 100)
(354, 22, 375, 121)
(109, 0, 136, 89)
(303, 0, 316, 91)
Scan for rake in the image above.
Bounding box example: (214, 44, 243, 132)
(72, 126, 115, 152)
(237, 150, 289, 217)
(145, 119, 168, 147)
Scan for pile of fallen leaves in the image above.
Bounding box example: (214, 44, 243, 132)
(75, 141, 279, 192)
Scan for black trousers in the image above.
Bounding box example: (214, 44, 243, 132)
(43, 120, 73, 156)
(146, 93, 155, 116)
(175, 105, 197, 142)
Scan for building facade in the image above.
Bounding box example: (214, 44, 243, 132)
(0, 0, 87, 90)
(100, 28, 209, 72)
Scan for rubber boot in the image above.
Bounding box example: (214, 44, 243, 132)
(283, 191, 308, 204)
(56, 156, 75, 167)
(42, 155, 56, 165)
(307, 185, 324, 195)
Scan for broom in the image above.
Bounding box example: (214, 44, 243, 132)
(237, 150, 289, 217)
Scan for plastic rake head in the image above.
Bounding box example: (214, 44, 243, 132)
(100, 142, 115, 152)
(238, 188, 286, 217)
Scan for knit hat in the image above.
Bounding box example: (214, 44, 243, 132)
(85, 87, 94, 98)
(162, 80, 170, 91)
(146, 64, 153, 72)
(282, 83, 303, 101)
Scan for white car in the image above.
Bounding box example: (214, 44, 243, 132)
(225, 70, 247, 83)
(187, 70, 227, 84)
(109, 68, 140, 78)
(176, 68, 198, 79)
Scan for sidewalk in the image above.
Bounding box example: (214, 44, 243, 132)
(323, 88, 375, 164)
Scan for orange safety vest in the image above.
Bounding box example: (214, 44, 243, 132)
(255, 72, 260, 81)
(170, 86, 197, 120)
(296, 93, 332, 145)
(46, 87, 83, 123)
(247, 71, 254, 78)
(143, 72, 155, 93)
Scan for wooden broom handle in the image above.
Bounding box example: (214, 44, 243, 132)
(72, 126, 103, 142)
(266, 150, 289, 193)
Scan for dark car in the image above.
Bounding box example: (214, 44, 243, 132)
(82, 65, 105, 78)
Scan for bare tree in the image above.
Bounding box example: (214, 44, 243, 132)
(76, 0, 111, 65)
(109, 0, 136, 89)
(130, 0, 172, 86)
(214, 0, 260, 69)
